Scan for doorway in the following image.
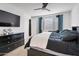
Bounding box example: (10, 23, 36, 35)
(29, 19, 31, 36)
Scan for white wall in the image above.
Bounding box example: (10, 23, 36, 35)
(0, 4, 29, 43)
(71, 4, 79, 26)
(63, 11, 72, 30)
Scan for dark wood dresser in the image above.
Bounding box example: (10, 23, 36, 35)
(0, 33, 24, 55)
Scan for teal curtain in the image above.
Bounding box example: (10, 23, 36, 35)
(56, 15, 63, 32)
(38, 17, 42, 33)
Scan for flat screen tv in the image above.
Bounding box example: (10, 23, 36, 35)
(0, 10, 20, 27)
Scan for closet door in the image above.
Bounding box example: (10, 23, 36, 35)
(31, 17, 39, 36)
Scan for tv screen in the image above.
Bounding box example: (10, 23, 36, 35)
(0, 10, 20, 27)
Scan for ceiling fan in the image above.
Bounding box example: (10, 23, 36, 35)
(34, 3, 50, 11)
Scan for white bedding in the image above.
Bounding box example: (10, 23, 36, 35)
(30, 32, 52, 49)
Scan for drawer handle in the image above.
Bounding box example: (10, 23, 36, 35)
(8, 41, 10, 43)
(8, 37, 10, 39)
(15, 44, 17, 46)
(7, 47, 10, 49)
(14, 40, 17, 41)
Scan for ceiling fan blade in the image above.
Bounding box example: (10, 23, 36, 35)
(34, 3, 50, 11)
(34, 8, 42, 10)
(44, 8, 50, 11)
(42, 3, 48, 8)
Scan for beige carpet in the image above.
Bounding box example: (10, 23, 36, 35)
(4, 45, 27, 56)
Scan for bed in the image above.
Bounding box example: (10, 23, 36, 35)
(25, 29, 79, 56)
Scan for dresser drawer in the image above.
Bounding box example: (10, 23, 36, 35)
(4, 41, 11, 44)
(0, 44, 15, 53)
(0, 39, 24, 53)
(13, 39, 24, 48)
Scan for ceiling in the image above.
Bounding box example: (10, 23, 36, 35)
(10, 3, 76, 16)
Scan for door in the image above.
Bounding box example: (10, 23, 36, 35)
(29, 19, 31, 36)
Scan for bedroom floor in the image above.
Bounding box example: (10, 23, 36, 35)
(4, 45, 27, 56)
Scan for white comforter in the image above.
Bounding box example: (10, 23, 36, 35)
(30, 32, 52, 49)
